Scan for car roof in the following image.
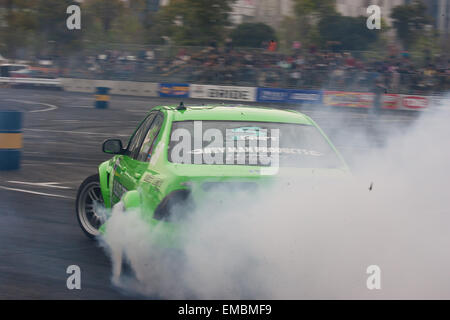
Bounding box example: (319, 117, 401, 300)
(154, 104, 314, 125)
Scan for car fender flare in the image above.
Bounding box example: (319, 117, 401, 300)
(122, 190, 141, 211)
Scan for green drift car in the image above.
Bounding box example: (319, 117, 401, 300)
(76, 104, 348, 239)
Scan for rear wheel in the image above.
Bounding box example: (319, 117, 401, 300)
(76, 174, 106, 239)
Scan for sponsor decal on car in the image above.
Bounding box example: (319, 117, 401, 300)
(112, 179, 128, 200)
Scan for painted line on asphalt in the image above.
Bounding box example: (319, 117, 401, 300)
(4, 99, 58, 113)
(7, 181, 72, 190)
(21, 162, 100, 167)
(24, 128, 128, 137)
(0, 185, 74, 199)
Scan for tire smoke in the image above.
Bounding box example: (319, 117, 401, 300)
(100, 97, 450, 299)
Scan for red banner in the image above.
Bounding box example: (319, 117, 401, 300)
(324, 91, 428, 111)
(382, 94, 400, 109)
(401, 95, 428, 110)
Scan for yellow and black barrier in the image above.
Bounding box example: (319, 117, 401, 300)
(0, 110, 22, 170)
(95, 87, 110, 109)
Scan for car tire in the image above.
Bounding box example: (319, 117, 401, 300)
(76, 174, 106, 239)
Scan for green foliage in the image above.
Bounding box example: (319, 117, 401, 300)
(294, 0, 337, 17)
(391, 0, 433, 49)
(84, 0, 124, 33)
(157, 0, 235, 45)
(0, 0, 84, 58)
(318, 14, 380, 51)
(409, 29, 442, 65)
(0, 0, 37, 57)
(285, 0, 337, 50)
(287, 0, 386, 52)
(230, 23, 277, 48)
(109, 10, 146, 44)
(35, 0, 83, 50)
(0, 0, 234, 56)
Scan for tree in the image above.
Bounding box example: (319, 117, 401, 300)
(0, 0, 37, 58)
(293, 0, 336, 17)
(157, 0, 235, 46)
(230, 23, 277, 48)
(85, 0, 124, 34)
(34, 0, 83, 58)
(285, 0, 336, 49)
(391, 0, 433, 49)
(318, 14, 380, 51)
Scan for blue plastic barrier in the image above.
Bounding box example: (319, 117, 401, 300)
(0, 110, 23, 170)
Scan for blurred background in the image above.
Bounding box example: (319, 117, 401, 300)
(0, 0, 448, 95)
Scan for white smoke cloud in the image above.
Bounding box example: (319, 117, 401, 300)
(100, 96, 450, 299)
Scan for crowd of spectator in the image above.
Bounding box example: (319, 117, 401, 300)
(64, 42, 450, 95)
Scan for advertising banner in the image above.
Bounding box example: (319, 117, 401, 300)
(61, 78, 159, 97)
(324, 91, 374, 108)
(400, 95, 428, 110)
(159, 83, 190, 98)
(257, 88, 288, 103)
(382, 94, 400, 110)
(431, 96, 450, 112)
(257, 88, 321, 104)
(190, 84, 257, 102)
(286, 90, 322, 104)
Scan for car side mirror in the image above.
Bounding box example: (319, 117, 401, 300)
(102, 139, 124, 154)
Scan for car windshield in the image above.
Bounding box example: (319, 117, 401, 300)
(168, 120, 344, 168)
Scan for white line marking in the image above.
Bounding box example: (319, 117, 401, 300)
(7, 181, 71, 189)
(21, 162, 97, 167)
(24, 128, 128, 137)
(0, 186, 73, 199)
(4, 99, 58, 113)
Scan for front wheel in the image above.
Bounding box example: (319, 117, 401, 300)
(76, 174, 106, 239)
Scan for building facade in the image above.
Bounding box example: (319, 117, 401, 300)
(422, 0, 450, 35)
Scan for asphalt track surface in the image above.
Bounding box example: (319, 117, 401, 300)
(0, 87, 423, 299)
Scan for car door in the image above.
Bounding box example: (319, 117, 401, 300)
(111, 112, 164, 205)
(110, 112, 156, 205)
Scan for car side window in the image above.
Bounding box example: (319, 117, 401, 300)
(127, 113, 156, 159)
(137, 113, 164, 162)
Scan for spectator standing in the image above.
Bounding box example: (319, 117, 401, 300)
(268, 40, 277, 52)
(372, 78, 387, 116)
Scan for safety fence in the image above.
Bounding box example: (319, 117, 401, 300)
(61, 78, 437, 111)
(1, 76, 447, 111)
